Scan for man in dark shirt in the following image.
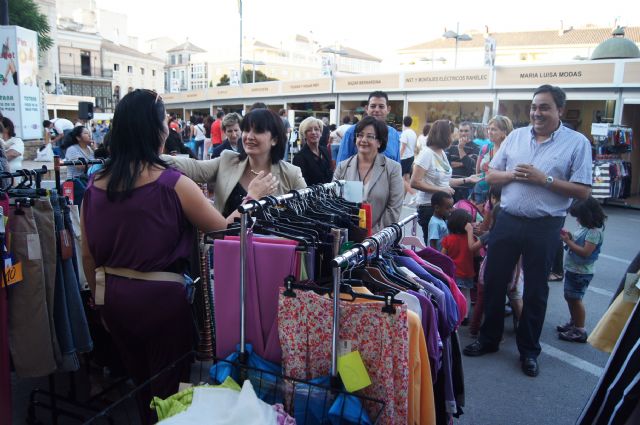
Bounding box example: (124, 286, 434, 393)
(446, 122, 479, 201)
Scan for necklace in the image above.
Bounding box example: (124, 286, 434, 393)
(250, 169, 261, 176)
(356, 157, 376, 183)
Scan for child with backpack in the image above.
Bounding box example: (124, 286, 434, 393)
(557, 197, 606, 343)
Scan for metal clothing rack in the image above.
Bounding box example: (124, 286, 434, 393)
(1, 165, 48, 190)
(233, 181, 345, 364)
(53, 155, 107, 192)
(330, 212, 419, 383)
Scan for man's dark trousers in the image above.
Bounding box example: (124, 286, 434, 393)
(479, 210, 564, 358)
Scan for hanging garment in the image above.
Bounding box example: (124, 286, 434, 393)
(7, 203, 57, 377)
(32, 197, 62, 365)
(52, 192, 93, 372)
(408, 289, 441, 380)
(213, 235, 297, 364)
(393, 254, 460, 332)
(591, 163, 611, 199)
(68, 204, 87, 288)
(402, 250, 467, 325)
(278, 289, 410, 425)
(415, 247, 456, 279)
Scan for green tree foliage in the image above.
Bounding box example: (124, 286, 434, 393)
(217, 69, 278, 86)
(8, 0, 53, 51)
(217, 74, 230, 86)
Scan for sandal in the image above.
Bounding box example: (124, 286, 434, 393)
(549, 273, 563, 282)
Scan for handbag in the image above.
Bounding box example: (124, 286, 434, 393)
(588, 268, 639, 352)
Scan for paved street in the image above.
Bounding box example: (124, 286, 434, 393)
(401, 204, 637, 425)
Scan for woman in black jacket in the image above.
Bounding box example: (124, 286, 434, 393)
(293, 116, 332, 185)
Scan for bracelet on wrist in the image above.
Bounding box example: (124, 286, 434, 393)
(463, 178, 466, 184)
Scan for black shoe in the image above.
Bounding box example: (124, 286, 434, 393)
(556, 320, 574, 333)
(558, 328, 588, 343)
(463, 340, 499, 357)
(521, 357, 539, 377)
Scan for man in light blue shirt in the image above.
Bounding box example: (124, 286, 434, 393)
(336, 91, 400, 163)
(463, 84, 592, 379)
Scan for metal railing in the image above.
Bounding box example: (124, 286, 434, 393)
(59, 64, 113, 79)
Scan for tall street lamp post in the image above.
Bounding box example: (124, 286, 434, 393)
(318, 47, 347, 93)
(443, 23, 472, 68)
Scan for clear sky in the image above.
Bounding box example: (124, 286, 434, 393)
(96, 0, 639, 60)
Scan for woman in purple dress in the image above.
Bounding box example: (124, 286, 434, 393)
(80, 89, 275, 423)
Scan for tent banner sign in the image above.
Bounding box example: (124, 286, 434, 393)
(0, 26, 41, 140)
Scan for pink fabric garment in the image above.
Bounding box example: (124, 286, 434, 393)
(224, 235, 301, 280)
(214, 235, 297, 364)
(278, 289, 409, 425)
(415, 247, 456, 278)
(403, 249, 468, 325)
(272, 403, 296, 425)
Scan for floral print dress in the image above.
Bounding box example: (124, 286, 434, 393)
(278, 289, 409, 425)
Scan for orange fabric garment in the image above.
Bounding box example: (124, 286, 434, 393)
(407, 309, 436, 425)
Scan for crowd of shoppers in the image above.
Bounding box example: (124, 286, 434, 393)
(6, 83, 602, 387)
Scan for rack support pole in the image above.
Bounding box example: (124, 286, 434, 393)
(239, 212, 248, 364)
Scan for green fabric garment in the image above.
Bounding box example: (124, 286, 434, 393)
(151, 376, 241, 421)
(299, 252, 308, 281)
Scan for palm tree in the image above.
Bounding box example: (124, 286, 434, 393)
(7, 0, 53, 51)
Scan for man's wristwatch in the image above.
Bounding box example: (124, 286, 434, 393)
(545, 175, 554, 187)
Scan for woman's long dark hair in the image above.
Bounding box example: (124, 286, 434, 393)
(97, 89, 167, 201)
(61, 126, 86, 150)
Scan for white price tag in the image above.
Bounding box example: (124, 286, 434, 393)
(337, 340, 354, 357)
(27, 234, 42, 261)
(343, 181, 364, 203)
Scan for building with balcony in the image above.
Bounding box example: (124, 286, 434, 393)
(56, 27, 113, 111)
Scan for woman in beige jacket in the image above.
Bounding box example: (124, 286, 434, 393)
(165, 109, 307, 216)
(333, 116, 404, 232)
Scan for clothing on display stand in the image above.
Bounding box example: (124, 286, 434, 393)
(203, 186, 466, 425)
(8, 163, 101, 425)
(591, 159, 632, 200)
(593, 126, 634, 156)
(80, 182, 467, 424)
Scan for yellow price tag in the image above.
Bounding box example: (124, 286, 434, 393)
(5, 261, 23, 287)
(337, 350, 372, 393)
(358, 209, 367, 229)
